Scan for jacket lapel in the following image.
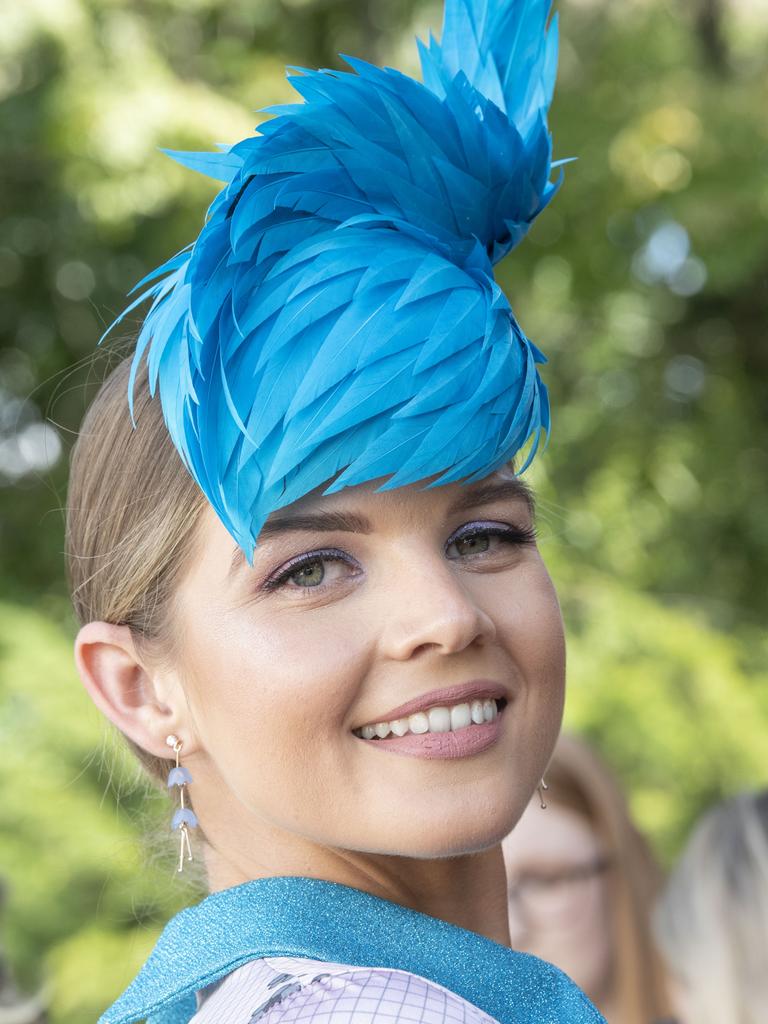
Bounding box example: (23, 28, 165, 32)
(100, 876, 603, 1024)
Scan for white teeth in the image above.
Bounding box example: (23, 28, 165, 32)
(357, 698, 504, 740)
(450, 703, 472, 730)
(427, 707, 452, 733)
(408, 712, 430, 735)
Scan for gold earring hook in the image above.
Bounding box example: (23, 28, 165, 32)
(537, 777, 549, 809)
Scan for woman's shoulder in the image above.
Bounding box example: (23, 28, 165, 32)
(189, 955, 502, 1023)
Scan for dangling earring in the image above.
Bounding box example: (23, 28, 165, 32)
(166, 734, 198, 872)
(537, 776, 549, 809)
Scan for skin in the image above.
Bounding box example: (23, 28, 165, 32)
(75, 469, 566, 946)
(665, 977, 693, 1024)
(502, 799, 616, 1016)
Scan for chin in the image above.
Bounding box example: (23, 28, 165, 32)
(362, 793, 527, 859)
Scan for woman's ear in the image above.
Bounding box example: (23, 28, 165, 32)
(74, 621, 191, 760)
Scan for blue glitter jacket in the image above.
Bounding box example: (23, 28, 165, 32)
(100, 876, 605, 1024)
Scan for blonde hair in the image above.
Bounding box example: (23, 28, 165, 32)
(545, 734, 672, 1024)
(654, 790, 768, 1024)
(65, 352, 208, 810)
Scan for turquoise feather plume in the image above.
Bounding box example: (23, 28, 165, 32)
(104, 0, 565, 563)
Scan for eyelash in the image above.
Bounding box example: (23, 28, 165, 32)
(260, 521, 537, 594)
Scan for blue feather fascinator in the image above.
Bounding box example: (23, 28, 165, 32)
(106, 0, 567, 563)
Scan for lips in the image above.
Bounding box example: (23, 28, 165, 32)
(355, 679, 508, 731)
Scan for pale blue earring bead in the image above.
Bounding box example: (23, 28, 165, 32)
(166, 734, 197, 872)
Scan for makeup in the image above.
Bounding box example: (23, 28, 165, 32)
(356, 712, 505, 760)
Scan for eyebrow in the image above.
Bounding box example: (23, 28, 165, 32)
(227, 478, 534, 581)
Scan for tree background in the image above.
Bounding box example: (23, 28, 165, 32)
(1, 0, 767, 1020)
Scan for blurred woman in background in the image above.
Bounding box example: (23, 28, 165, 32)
(654, 789, 768, 1024)
(502, 733, 671, 1024)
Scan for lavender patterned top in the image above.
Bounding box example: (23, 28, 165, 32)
(189, 956, 502, 1024)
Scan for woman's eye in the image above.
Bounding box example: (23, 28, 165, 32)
(451, 534, 491, 557)
(263, 550, 357, 592)
(263, 524, 534, 594)
(290, 560, 325, 588)
(446, 524, 535, 561)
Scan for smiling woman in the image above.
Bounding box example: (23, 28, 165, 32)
(70, 353, 564, 875)
(63, 1, 605, 1022)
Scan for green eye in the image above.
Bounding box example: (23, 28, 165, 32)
(291, 560, 325, 587)
(446, 523, 536, 562)
(453, 534, 491, 557)
(264, 547, 360, 592)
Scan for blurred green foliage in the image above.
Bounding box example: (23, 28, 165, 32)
(1, 0, 767, 1021)
(0, 601, 196, 1010)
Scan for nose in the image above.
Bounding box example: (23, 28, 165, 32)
(378, 549, 497, 660)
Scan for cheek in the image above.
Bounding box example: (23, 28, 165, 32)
(515, 563, 564, 644)
(491, 563, 565, 700)
(192, 601, 365, 708)
(489, 564, 566, 777)
(182, 608, 370, 812)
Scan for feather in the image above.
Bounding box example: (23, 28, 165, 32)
(160, 147, 243, 183)
(102, 0, 567, 562)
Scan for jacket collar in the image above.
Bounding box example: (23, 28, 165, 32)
(100, 875, 603, 1024)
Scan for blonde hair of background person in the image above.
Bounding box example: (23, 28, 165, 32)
(502, 734, 671, 1024)
(654, 789, 768, 1024)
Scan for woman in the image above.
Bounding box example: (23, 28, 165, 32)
(502, 735, 671, 1024)
(67, 1, 604, 1021)
(653, 789, 768, 1024)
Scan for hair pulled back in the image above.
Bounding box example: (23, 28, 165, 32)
(65, 353, 208, 790)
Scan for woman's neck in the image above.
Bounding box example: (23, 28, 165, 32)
(204, 839, 512, 947)
(335, 846, 513, 946)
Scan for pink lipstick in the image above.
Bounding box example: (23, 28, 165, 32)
(358, 715, 504, 760)
(358, 680, 508, 727)
(352, 680, 509, 760)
